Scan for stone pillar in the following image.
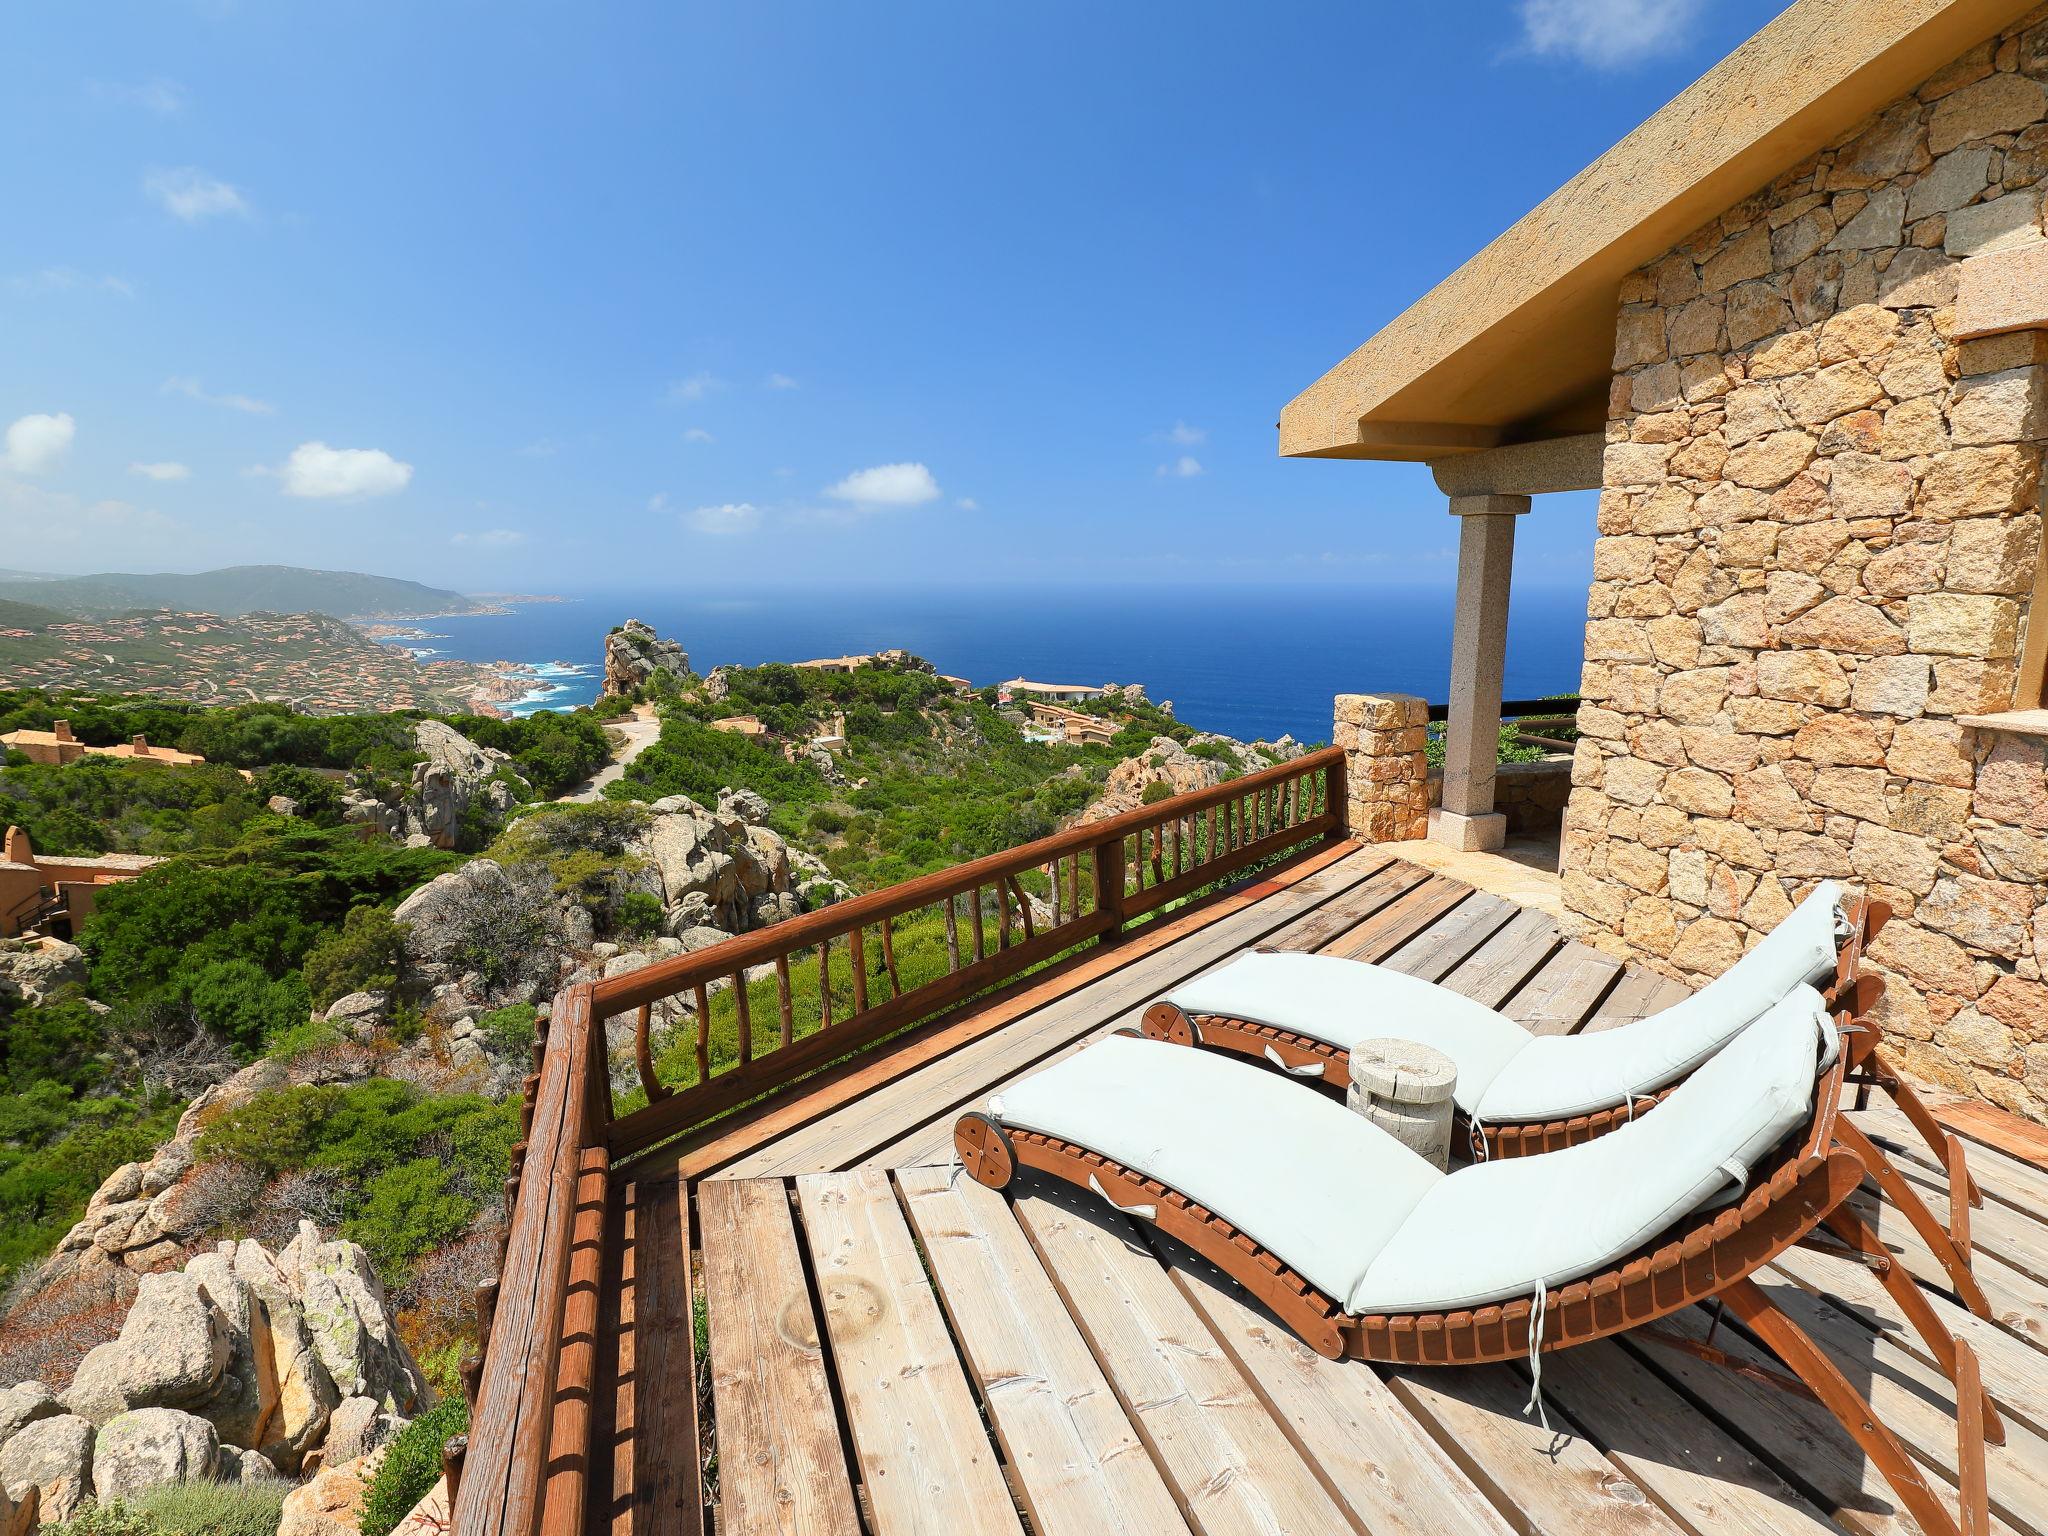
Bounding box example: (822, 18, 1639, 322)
(1434, 494, 1530, 852)
(1333, 693, 1429, 843)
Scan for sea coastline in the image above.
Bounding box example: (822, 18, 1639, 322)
(376, 583, 1592, 741)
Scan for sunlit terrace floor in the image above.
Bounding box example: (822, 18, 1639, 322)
(590, 842, 2048, 1536)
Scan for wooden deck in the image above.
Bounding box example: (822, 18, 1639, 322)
(594, 844, 2048, 1536)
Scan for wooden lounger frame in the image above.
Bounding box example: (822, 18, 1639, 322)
(1139, 896, 1995, 1320)
(955, 994, 1997, 1536)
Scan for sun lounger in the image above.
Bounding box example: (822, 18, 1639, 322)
(1141, 879, 1991, 1317)
(955, 986, 1996, 1536)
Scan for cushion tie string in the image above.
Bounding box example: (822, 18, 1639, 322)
(1264, 1045, 1326, 1078)
(1523, 1282, 1551, 1432)
(1469, 1115, 1489, 1162)
(1088, 1174, 1158, 1223)
(1623, 1089, 1639, 1124)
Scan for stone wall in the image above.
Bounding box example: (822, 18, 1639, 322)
(1567, 8, 2048, 1120)
(1334, 693, 1430, 843)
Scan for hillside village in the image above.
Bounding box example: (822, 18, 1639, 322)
(0, 622, 1298, 1533)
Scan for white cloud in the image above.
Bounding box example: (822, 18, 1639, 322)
(129, 460, 190, 481)
(144, 167, 251, 222)
(7, 268, 134, 298)
(278, 441, 413, 500)
(764, 372, 799, 390)
(666, 371, 724, 403)
(955, 497, 979, 512)
(682, 427, 717, 444)
(162, 375, 275, 415)
(1157, 421, 1206, 446)
(96, 78, 187, 116)
(1517, 0, 1702, 68)
(686, 502, 761, 535)
(1, 413, 76, 475)
(1156, 455, 1204, 479)
(824, 461, 941, 507)
(451, 528, 525, 547)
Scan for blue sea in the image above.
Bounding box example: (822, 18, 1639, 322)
(383, 583, 1590, 745)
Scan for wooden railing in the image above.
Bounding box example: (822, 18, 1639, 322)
(452, 744, 1348, 1536)
(598, 744, 1345, 1158)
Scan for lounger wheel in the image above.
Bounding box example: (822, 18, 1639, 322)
(955, 1113, 1017, 1189)
(1141, 1001, 1197, 1047)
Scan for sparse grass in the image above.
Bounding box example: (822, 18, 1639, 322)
(44, 1480, 291, 1536)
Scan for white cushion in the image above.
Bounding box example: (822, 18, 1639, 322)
(1471, 881, 1844, 1121)
(1165, 951, 1533, 1115)
(990, 1033, 1442, 1302)
(1350, 986, 1827, 1314)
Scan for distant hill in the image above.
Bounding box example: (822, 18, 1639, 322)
(0, 596, 70, 629)
(0, 565, 492, 620)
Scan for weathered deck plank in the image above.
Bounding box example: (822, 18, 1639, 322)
(796, 1168, 1023, 1536)
(1162, 1245, 1519, 1536)
(1622, 1312, 1936, 1536)
(609, 1175, 702, 1536)
(698, 1179, 862, 1536)
(1378, 891, 1520, 983)
(1504, 941, 1623, 1036)
(1382, 1364, 1687, 1536)
(1011, 1183, 1361, 1536)
(1437, 906, 1564, 1009)
(1534, 1339, 1845, 1536)
(897, 1167, 1192, 1536)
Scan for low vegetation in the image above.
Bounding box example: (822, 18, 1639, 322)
(44, 1481, 291, 1536)
(359, 1394, 468, 1536)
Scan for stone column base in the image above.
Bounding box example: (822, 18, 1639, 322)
(1430, 807, 1506, 852)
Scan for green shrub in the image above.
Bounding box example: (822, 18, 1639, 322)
(301, 905, 408, 1010)
(617, 889, 663, 936)
(477, 1003, 537, 1056)
(360, 1394, 468, 1536)
(806, 806, 847, 835)
(1139, 780, 1174, 805)
(347, 1159, 475, 1273)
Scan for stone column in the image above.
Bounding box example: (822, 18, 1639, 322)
(1333, 693, 1429, 843)
(1434, 494, 1530, 852)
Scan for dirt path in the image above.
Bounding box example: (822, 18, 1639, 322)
(559, 711, 661, 803)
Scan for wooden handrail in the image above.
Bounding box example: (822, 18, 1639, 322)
(455, 986, 603, 1536)
(598, 746, 1347, 1156)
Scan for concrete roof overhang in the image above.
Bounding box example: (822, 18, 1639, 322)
(1281, 0, 2044, 463)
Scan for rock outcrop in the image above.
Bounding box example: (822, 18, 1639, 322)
(0, 1412, 93, 1522)
(1078, 735, 1279, 824)
(0, 1226, 427, 1510)
(91, 1407, 218, 1504)
(0, 937, 86, 1008)
(602, 619, 692, 698)
(29, 1059, 286, 1295)
(278, 1447, 383, 1536)
(341, 720, 529, 850)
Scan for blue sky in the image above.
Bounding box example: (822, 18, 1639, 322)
(1, 0, 1787, 594)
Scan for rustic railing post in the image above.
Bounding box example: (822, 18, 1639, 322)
(1324, 748, 1349, 844)
(1093, 833, 1127, 946)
